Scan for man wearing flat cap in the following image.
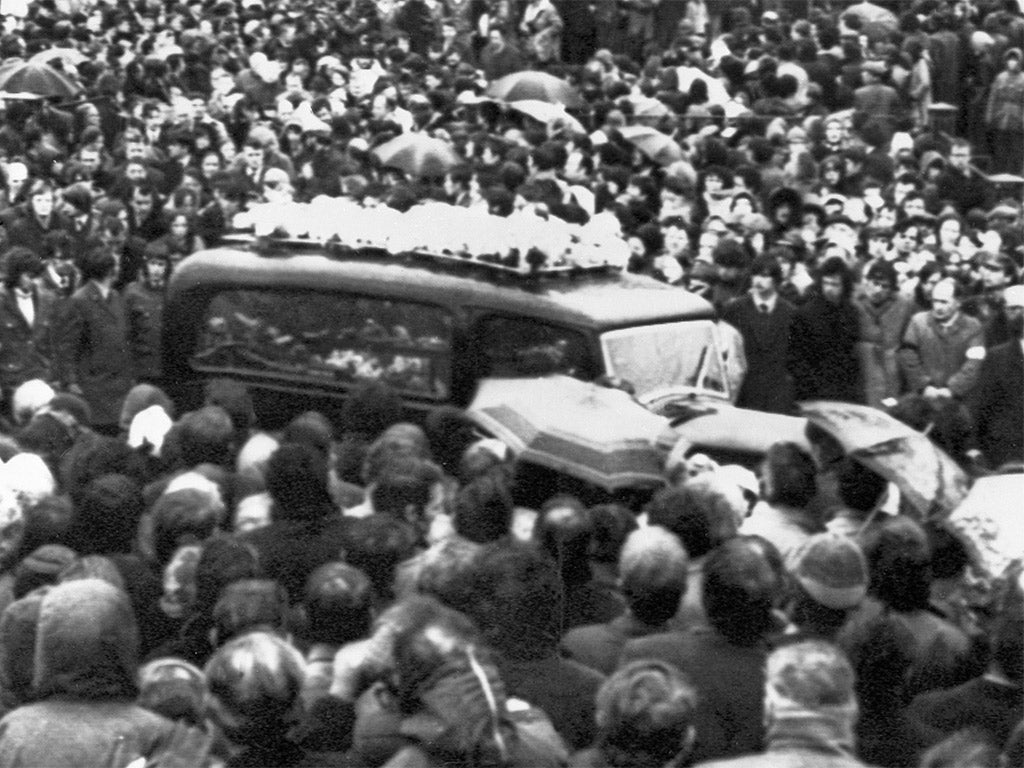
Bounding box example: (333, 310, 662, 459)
(854, 60, 901, 132)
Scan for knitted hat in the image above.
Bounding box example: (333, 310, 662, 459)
(792, 533, 868, 609)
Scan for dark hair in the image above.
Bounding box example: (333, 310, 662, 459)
(531, 141, 566, 172)
(340, 380, 403, 436)
(452, 469, 514, 544)
(423, 406, 477, 476)
(535, 495, 592, 585)
(748, 254, 783, 283)
(645, 482, 737, 559)
(265, 442, 334, 522)
(816, 255, 853, 299)
(836, 458, 887, 513)
(69, 473, 144, 555)
(3, 247, 43, 289)
(762, 442, 817, 509)
(203, 379, 255, 434)
(589, 503, 638, 564)
(212, 578, 290, 645)
(454, 540, 563, 659)
(281, 411, 333, 460)
(369, 457, 443, 523)
(172, 406, 234, 468)
(303, 562, 374, 645)
(702, 537, 780, 646)
(862, 516, 932, 611)
(77, 246, 117, 281)
(340, 515, 418, 604)
(865, 259, 898, 289)
(193, 536, 262, 616)
(151, 489, 222, 567)
(845, 613, 916, 715)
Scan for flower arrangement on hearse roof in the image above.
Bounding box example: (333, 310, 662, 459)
(232, 195, 631, 274)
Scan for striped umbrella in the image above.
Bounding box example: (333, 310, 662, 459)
(468, 375, 669, 491)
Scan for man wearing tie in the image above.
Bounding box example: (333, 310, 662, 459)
(721, 254, 797, 414)
(54, 246, 134, 436)
(0, 248, 57, 412)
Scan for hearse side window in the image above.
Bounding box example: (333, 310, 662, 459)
(192, 289, 453, 398)
(471, 316, 596, 380)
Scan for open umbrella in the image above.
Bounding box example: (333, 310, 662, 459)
(372, 133, 461, 178)
(468, 375, 669, 491)
(631, 96, 671, 120)
(28, 48, 89, 68)
(675, 66, 731, 106)
(799, 401, 969, 518)
(0, 60, 81, 99)
(507, 100, 584, 134)
(618, 126, 684, 166)
(946, 473, 1024, 580)
(487, 71, 584, 108)
(844, 1, 898, 40)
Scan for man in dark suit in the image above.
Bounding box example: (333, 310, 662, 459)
(935, 140, 991, 216)
(970, 285, 1024, 470)
(619, 537, 780, 764)
(0, 249, 57, 404)
(561, 526, 685, 675)
(721, 254, 796, 414)
(53, 246, 134, 435)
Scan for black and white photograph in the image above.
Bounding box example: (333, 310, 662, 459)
(0, 0, 1019, 765)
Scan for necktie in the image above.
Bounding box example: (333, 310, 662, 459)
(760, 304, 769, 314)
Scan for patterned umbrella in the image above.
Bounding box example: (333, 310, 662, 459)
(844, 2, 899, 40)
(372, 133, 461, 178)
(799, 400, 969, 518)
(0, 60, 81, 99)
(946, 473, 1024, 580)
(487, 71, 584, 108)
(468, 375, 669, 491)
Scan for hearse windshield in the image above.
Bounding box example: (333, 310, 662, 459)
(600, 320, 729, 399)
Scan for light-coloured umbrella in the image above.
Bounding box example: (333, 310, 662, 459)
(631, 96, 672, 120)
(372, 133, 461, 178)
(28, 47, 88, 68)
(487, 71, 584, 108)
(507, 100, 584, 134)
(468, 375, 669, 491)
(675, 66, 730, 105)
(799, 400, 969, 518)
(618, 125, 684, 166)
(946, 473, 1024, 580)
(845, 2, 898, 40)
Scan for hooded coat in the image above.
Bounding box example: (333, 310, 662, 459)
(0, 579, 176, 767)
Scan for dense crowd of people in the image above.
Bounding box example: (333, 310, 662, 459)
(0, 0, 1020, 766)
